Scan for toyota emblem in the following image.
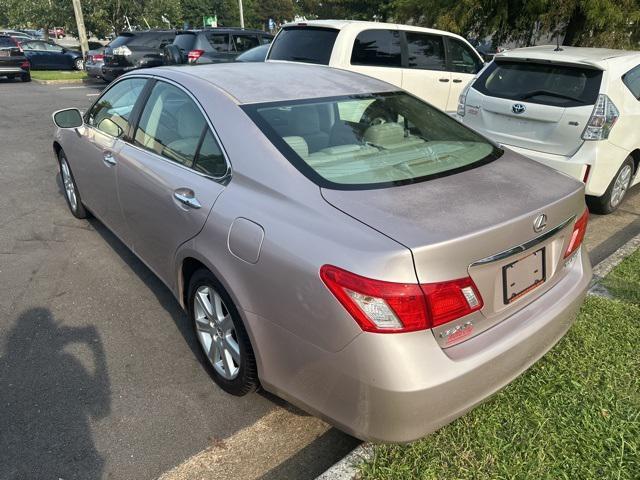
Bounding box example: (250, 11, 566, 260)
(533, 213, 547, 233)
(512, 103, 526, 114)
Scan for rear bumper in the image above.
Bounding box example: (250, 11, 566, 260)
(85, 63, 103, 78)
(0, 66, 28, 74)
(502, 141, 630, 197)
(101, 65, 133, 82)
(249, 248, 591, 443)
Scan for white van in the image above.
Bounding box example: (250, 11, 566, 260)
(459, 46, 640, 213)
(266, 20, 485, 114)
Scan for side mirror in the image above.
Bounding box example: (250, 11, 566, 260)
(52, 108, 83, 129)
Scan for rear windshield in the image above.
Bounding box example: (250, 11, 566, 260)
(174, 33, 196, 51)
(109, 34, 134, 48)
(243, 92, 500, 189)
(268, 27, 338, 65)
(474, 60, 603, 107)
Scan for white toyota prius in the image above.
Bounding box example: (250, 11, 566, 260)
(459, 45, 640, 213)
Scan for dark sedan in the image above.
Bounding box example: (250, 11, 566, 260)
(21, 40, 84, 70)
(0, 35, 30, 81)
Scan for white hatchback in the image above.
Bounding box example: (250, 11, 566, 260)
(267, 20, 485, 115)
(459, 46, 640, 213)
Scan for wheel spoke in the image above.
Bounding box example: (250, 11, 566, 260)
(210, 336, 223, 364)
(219, 314, 234, 334)
(195, 288, 214, 319)
(221, 348, 235, 376)
(223, 334, 240, 363)
(212, 292, 226, 324)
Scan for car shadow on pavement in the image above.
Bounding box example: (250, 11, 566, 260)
(0, 307, 110, 479)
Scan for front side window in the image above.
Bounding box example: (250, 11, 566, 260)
(474, 60, 603, 107)
(87, 77, 147, 137)
(351, 30, 401, 67)
(44, 43, 64, 53)
(207, 33, 230, 52)
(622, 64, 640, 100)
(406, 32, 446, 71)
(268, 27, 338, 65)
(446, 38, 482, 74)
(244, 92, 500, 189)
(232, 34, 259, 52)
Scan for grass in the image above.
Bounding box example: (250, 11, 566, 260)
(359, 249, 640, 480)
(30, 70, 87, 81)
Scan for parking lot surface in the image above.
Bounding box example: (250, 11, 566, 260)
(0, 81, 358, 479)
(0, 80, 638, 480)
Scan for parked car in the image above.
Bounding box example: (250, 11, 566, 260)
(1, 30, 35, 41)
(49, 27, 65, 39)
(51, 62, 591, 442)
(85, 47, 106, 80)
(459, 46, 640, 214)
(21, 40, 84, 70)
(266, 20, 485, 114)
(0, 35, 31, 81)
(18, 28, 44, 40)
(102, 30, 176, 82)
(163, 28, 272, 65)
(236, 43, 270, 62)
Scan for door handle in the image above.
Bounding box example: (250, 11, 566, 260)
(103, 151, 116, 166)
(439, 78, 450, 82)
(173, 188, 202, 209)
(452, 79, 463, 83)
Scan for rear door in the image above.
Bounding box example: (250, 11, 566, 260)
(349, 28, 403, 89)
(464, 59, 603, 155)
(203, 32, 235, 62)
(231, 33, 260, 57)
(117, 80, 228, 283)
(401, 31, 450, 111)
(444, 36, 484, 112)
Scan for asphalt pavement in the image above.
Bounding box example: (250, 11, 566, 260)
(0, 79, 638, 480)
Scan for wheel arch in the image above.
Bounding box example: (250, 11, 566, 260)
(628, 149, 640, 175)
(53, 141, 62, 158)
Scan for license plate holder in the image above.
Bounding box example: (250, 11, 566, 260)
(502, 248, 546, 304)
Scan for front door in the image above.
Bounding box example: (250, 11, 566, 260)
(71, 77, 148, 241)
(116, 80, 228, 284)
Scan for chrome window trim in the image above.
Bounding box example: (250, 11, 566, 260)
(84, 73, 232, 184)
(470, 215, 576, 266)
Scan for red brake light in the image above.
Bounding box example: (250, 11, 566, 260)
(320, 265, 483, 333)
(94, 53, 104, 62)
(564, 209, 589, 258)
(187, 49, 205, 62)
(20, 60, 29, 69)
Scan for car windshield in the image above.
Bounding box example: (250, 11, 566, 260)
(474, 60, 603, 107)
(244, 92, 500, 189)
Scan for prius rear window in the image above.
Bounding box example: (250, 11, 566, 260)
(243, 92, 501, 190)
(474, 60, 603, 107)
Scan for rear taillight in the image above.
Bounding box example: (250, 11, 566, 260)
(93, 53, 104, 62)
(582, 94, 619, 141)
(564, 209, 589, 258)
(20, 60, 29, 69)
(187, 49, 205, 63)
(320, 265, 483, 333)
(457, 83, 471, 117)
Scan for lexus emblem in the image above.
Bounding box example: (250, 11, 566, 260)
(512, 103, 526, 114)
(533, 213, 547, 233)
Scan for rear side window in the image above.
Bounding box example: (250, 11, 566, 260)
(446, 38, 482, 74)
(232, 34, 259, 52)
(351, 30, 401, 67)
(268, 27, 338, 65)
(622, 65, 640, 100)
(206, 33, 230, 52)
(135, 82, 207, 166)
(174, 33, 197, 52)
(406, 32, 445, 70)
(474, 60, 603, 107)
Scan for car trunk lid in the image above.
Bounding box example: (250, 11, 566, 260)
(321, 151, 586, 346)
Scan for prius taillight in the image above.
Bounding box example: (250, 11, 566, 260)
(320, 265, 483, 333)
(564, 209, 589, 258)
(187, 49, 205, 62)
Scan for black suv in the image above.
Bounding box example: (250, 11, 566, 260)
(163, 28, 273, 65)
(102, 30, 176, 82)
(0, 35, 30, 82)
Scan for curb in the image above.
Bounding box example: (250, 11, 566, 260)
(315, 234, 640, 480)
(33, 78, 93, 85)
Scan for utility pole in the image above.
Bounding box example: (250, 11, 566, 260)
(238, 0, 244, 28)
(71, 0, 89, 57)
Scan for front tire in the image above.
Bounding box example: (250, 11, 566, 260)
(21, 72, 31, 82)
(587, 157, 634, 214)
(188, 269, 258, 396)
(58, 150, 89, 219)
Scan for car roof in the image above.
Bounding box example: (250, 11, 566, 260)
(497, 45, 640, 68)
(280, 19, 459, 38)
(151, 62, 399, 104)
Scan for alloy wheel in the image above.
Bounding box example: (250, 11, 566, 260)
(193, 285, 241, 380)
(60, 157, 78, 212)
(610, 164, 632, 209)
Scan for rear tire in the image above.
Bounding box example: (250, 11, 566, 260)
(21, 72, 31, 82)
(587, 157, 634, 214)
(74, 58, 84, 71)
(6, 74, 16, 80)
(188, 269, 258, 396)
(58, 150, 89, 219)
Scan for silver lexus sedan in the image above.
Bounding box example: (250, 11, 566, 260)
(51, 63, 592, 442)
